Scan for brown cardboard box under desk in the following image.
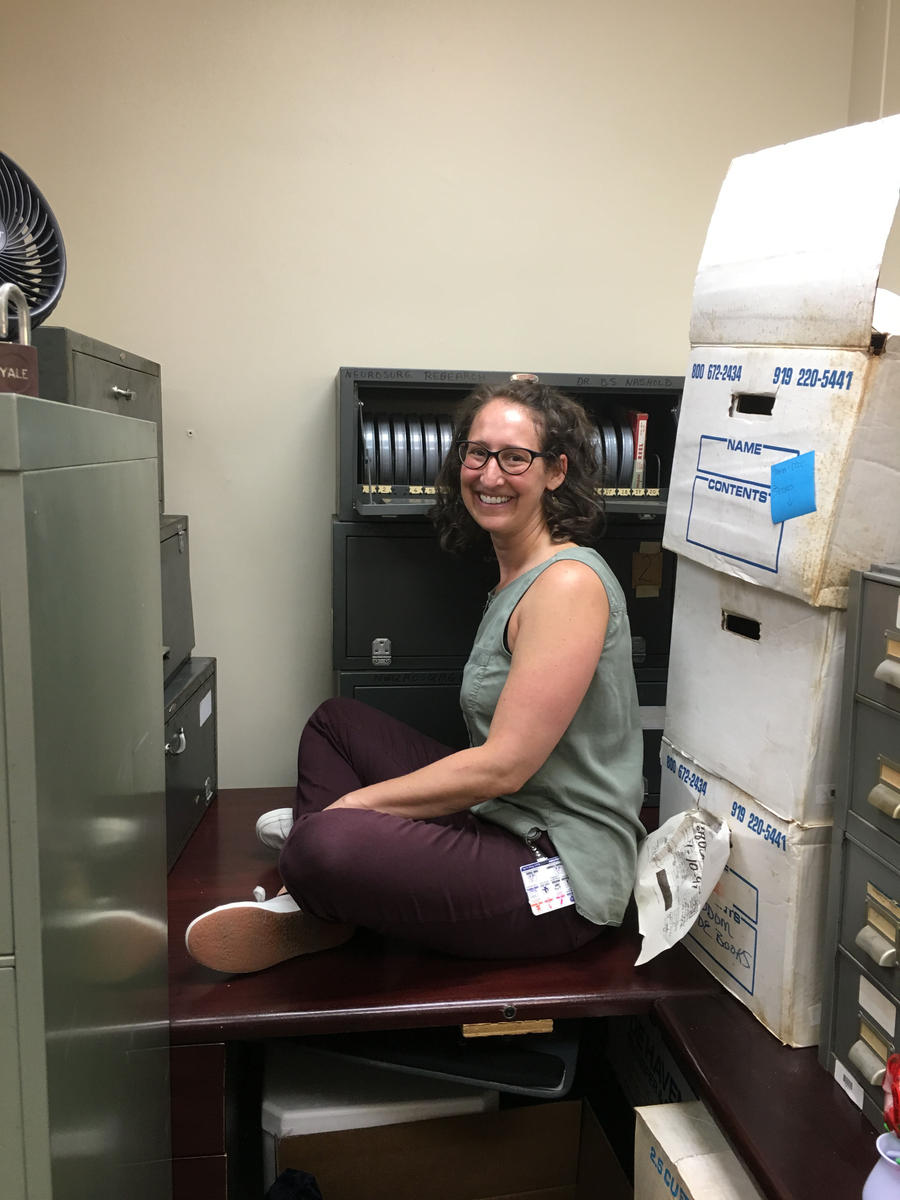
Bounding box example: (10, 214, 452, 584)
(274, 1099, 629, 1200)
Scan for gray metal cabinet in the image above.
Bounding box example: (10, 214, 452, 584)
(820, 564, 900, 1129)
(160, 515, 196, 684)
(0, 393, 171, 1199)
(32, 326, 164, 509)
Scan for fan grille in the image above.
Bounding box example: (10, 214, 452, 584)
(0, 153, 66, 332)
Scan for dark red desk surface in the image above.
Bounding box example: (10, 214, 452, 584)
(655, 994, 875, 1200)
(168, 789, 717, 1043)
(168, 790, 879, 1200)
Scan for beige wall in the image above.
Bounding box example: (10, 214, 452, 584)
(6, 0, 855, 786)
(850, 0, 900, 288)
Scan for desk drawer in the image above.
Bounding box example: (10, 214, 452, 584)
(839, 839, 900, 998)
(858, 577, 900, 716)
(170, 1043, 225, 1158)
(848, 700, 900, 854)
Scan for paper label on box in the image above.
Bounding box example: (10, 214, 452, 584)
(199, 690, 212, 727)
(687, 470, 783, 571)
(682, 791, 793, 996)
(633, 808, 730, 966)
(689, 866, 759, 995)
(770, 451, 816, 523)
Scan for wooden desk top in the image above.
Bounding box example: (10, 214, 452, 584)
(655, 994, 875, 1200)
(168, 790, 718, 1044)
(168, 790, 880, 1198)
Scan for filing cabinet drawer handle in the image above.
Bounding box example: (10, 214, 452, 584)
(165, 727, 187, 756)
(855, 924, 899, 968)
(111, 385, 136, 402)
(848, 1037, 887, 1086)
(868, 782, 900, 820)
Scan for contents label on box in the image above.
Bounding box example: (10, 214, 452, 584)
(690, 865, 759, 995)
(685, 434, 800, 572)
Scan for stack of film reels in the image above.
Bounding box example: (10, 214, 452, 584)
(359, 410, 651, 496)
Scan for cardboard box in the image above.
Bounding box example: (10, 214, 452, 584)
(634, 1102, 764, 1200)
(663, 341, 900, 608)
(604, 1014, 697, 1107)
(660, 737, 832, 1047)
(274, 1100, 630, 1200)
(663, 115, 900, 609)
(262, 1044, 498, 1192)
(663, 556, 844, 825)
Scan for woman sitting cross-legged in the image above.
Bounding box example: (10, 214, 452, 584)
(185, 380, 644, 973)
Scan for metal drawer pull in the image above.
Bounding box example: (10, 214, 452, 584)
(875, 632, 900, 690)
(111, 385, 136, 402)
(165, 727, 187, 756)
(848, 1037, 887, 1086)
(856, 924, 899, 968)
(869, 758, 900, 818)
(868, 783, 900, 819)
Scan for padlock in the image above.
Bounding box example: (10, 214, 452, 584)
(0, 283, 40, 397)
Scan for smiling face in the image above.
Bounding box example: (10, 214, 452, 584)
(460, 397, 567, 543)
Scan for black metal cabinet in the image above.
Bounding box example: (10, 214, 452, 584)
(165, 657, 218, 871)
(336, 366, 682, 522)
(161, 514, 196, 685)
(331, 366, 683, 803)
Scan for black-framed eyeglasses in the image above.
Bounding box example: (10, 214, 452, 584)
(456, 441, 549, 475)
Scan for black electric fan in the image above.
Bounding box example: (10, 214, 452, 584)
(0, 151, 66, 335)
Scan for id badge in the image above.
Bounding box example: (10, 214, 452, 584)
(520, 856, 575, 916)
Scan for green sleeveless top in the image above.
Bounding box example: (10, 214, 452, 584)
(462, 546, 644, 927)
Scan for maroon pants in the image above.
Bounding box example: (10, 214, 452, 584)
(278, 698, 603, 959)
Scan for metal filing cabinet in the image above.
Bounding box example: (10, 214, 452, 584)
(32, 326, 165, 509)
(0, 393, 170, 1199)
(820, 564, 900, 1128)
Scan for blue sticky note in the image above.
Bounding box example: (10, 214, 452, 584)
(770, 451, 816, 524)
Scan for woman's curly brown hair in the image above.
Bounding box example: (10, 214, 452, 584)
(431, 379, 605, 554)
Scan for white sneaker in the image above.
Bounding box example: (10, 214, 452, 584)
(184, 893, 354, 974)
(255, 807, 295, 851)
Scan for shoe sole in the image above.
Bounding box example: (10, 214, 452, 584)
(185, 902, 354, 974)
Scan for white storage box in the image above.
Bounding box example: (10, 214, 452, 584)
(663, 115, 900, 609)
(663, 556, 844, 825)
(634, 1102, 764, 1200)
(261, 1043, 498, 1192)
(660, 737, 832, 1047)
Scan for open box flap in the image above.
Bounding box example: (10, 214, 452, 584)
(690, 114, 900, 348)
